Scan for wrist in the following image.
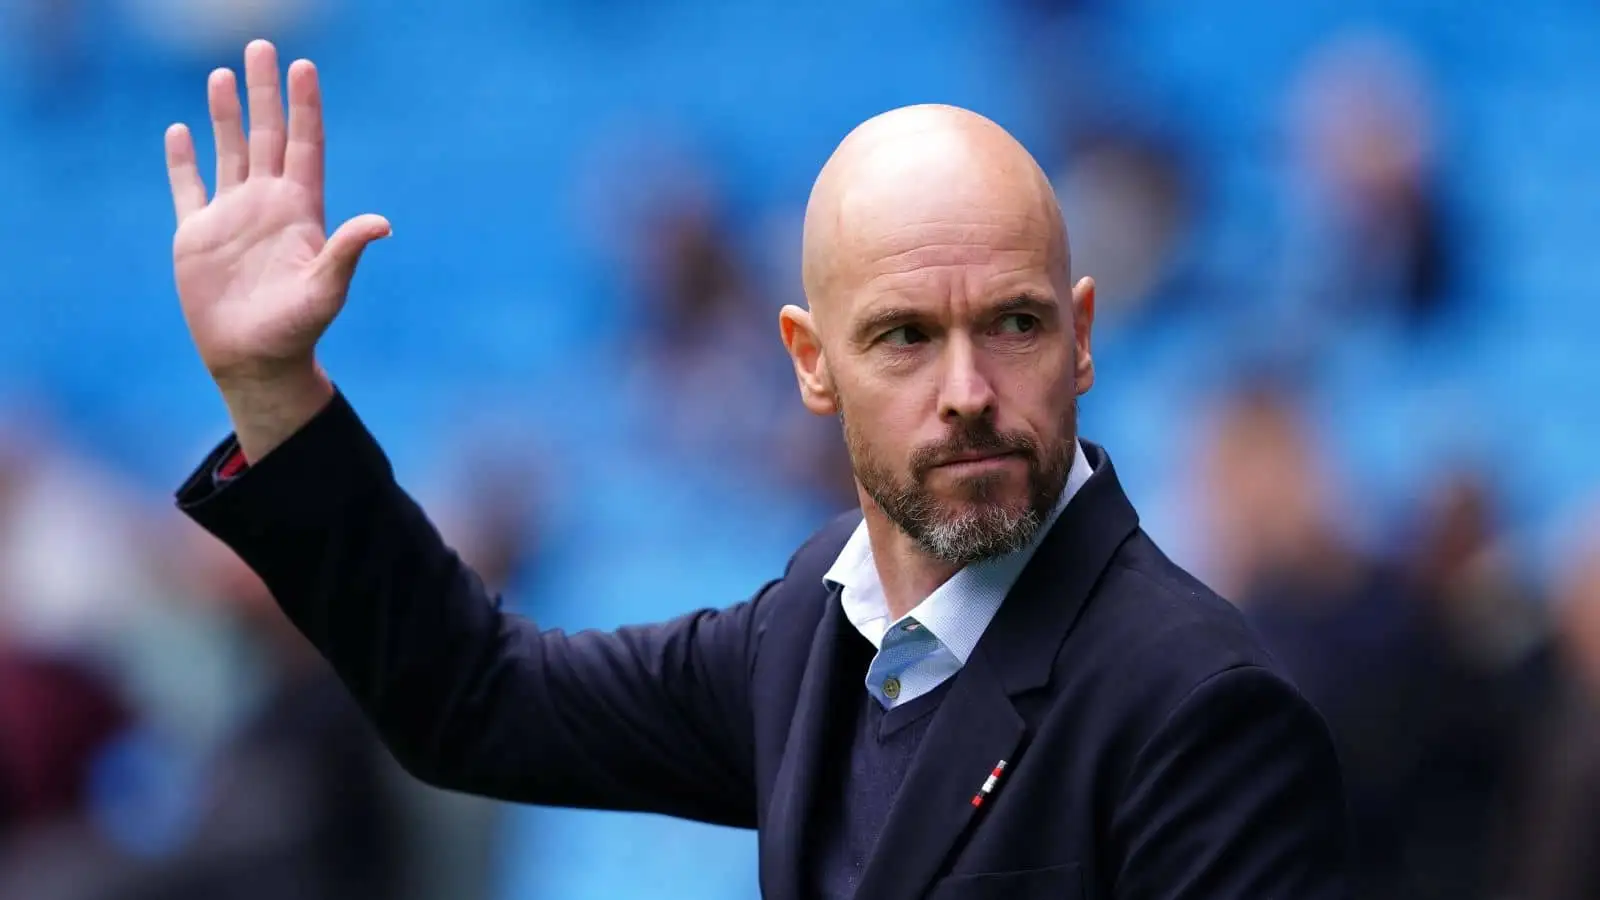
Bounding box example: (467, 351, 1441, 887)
(216, 363, 336, 463)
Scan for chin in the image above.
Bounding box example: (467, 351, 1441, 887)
(919, 501, 1042, 564)
(937, 493, 1030, 523)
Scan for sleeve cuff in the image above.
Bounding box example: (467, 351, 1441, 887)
(214, 446, 249, 482)
(175, 390, 395, 534)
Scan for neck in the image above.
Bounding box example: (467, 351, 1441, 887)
(861, 507, 963, 620)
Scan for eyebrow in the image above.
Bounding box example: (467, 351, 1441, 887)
(991, 292, 1056, 318)
(850, 306, 923, 346)
(849, 291, 1057, 346)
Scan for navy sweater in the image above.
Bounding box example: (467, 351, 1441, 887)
(810, 635, 956, 899)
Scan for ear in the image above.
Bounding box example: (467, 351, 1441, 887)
(779, 305, 838, 416)
(1071, 276, 1096, 396)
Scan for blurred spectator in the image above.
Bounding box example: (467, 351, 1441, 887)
(1498, 510, 1600, 900)
(1191, 379, 1362, 604)
(0, 413, 145, 840)
(1052, 126, 1198, 324)
(0, 419, 140, 897)
(1383, 471, 1551, 900)
(617, 164, 814, 495)
(1405, 471, 1546, 680)
(1192, 381, 1415, 898)
(98, 531, 406, 900)
(0, 416, 155, 657)
(441, 450, 549, 600)
(116, 0, 315, 60)
(1194, 383, 1553, 899)
(632, 178, 761, 377)
(1275, 30, 1460, 346)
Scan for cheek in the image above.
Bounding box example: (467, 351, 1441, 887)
(878, 396, 930, 440)
(993, 367, 1074, 431)
(841, 391, 922, 463)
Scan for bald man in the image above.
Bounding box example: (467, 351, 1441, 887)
(165, 42, 1350, 899)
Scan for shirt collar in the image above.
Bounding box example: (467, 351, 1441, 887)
(824, 439, 1095, 659)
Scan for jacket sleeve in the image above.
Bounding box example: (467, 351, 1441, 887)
(1109, 664, 1353, 899)
(177, 393, 771, 828)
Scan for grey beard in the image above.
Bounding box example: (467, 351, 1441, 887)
(841, 410, 1070, 566)
(897, 497, 1044, 565)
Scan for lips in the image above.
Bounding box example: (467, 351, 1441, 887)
(933, 450, 1019, 468)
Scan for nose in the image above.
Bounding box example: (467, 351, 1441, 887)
(938, 334, 996, 424)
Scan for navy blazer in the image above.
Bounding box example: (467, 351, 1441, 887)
(178, 394, 1351, 900)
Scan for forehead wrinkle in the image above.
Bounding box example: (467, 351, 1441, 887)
(847, 211, 1051, 260)
(867, 242, 1002, 275)
(859, 245, 1052, 287)
(858, 258, 1058, 315)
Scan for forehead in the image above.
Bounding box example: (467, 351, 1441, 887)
(837, 203, 1061, 315)
(805, 129, 1068, 324)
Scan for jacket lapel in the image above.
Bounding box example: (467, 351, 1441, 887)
(982, 441, 1142, 695)
(761, 589, 864, 900)
(849, 647, 1025, 900)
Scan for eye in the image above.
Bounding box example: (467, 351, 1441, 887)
(881, 325, 930, 347)
(994, 314, 1039, 335)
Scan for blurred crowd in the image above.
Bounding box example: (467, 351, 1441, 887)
(3, 0, 1600, 898)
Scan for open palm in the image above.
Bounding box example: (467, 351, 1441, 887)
(165, 40, 389, 383)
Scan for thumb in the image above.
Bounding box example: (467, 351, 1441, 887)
(316, 214, 392, 290)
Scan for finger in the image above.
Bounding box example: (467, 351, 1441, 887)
(284, 59, 324, 202)
(207, 68, 248, 191)
(316, 214, 392, 293)
(165, 124, 208, 223)
(244, 39, 287, 178)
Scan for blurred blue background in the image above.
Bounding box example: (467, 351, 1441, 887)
(2, 0, 1599, 897)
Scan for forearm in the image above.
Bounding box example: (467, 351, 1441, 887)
(180, 394, 493, 779)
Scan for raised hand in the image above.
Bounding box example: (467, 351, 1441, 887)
(166, 40, 390, 459)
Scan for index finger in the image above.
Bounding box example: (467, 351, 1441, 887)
(284, 58, 324, 201)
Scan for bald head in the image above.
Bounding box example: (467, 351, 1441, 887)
(801, 104, 1070, 324)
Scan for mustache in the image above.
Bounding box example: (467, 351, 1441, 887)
(909, 422, 1040, 480)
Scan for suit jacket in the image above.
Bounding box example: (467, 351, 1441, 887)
(177, 393, 1351, 900)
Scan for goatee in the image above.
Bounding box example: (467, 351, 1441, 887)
(843, 412, 1073, 565)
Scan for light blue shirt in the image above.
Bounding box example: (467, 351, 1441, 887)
(823, 441, 1096, 709)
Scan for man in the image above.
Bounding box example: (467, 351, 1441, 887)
(163, 40, 1350, 899)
